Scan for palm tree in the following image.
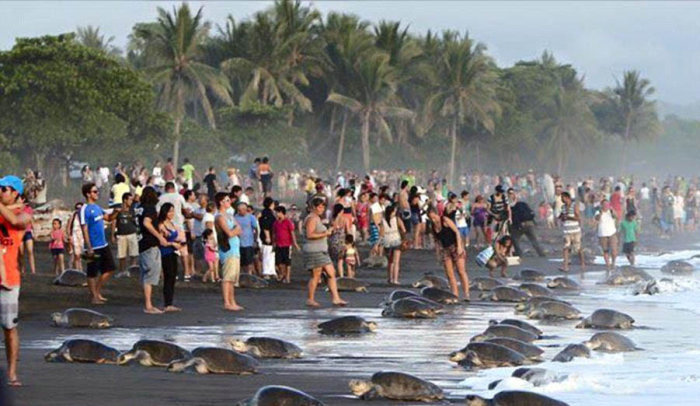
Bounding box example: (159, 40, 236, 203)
(76, 25, 122, 57)
(426, 32, 500, 186)
(133, 4, 233, 167)
(327, 52, 414, 171)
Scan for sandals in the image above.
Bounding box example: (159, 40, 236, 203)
(8, 379, 22, 387)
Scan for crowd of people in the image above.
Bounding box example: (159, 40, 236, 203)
(3, 157, 700, 386)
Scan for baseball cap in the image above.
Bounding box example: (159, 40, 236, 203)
(0, 175, 24, 195)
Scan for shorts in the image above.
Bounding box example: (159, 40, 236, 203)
(185, 232, 194, 252)
(51, 248, 65, 257)
(71, 235, 84, 256)
(240, 246, 255, 267)
(86, 246, 116, 278)
(193, 236, 205, 261)
(441, 243, 466, 265)
(139, 247, 162, 286)
(458, 226, 470, 239)
(117, 234, 139, 259)
(275, 246, 291, 265)
(401, 210, 412, 234)
(599, 234, 618, 254)
(221, 256, 241, 285)
(0, 287, 20, 330)
(563, 232, 582, 252)
(23, 231, 33, 242)
(369, 223, 380, 246)
(623, 242, 635, 254)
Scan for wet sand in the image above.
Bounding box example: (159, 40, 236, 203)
(8, 228, 692, 405)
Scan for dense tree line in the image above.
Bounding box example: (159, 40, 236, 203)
(0, 1, 676, 182)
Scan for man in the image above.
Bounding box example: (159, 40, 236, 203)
(181, 158, 197, 190)
(368, 193, 384, 258)
(234, 202, 258, 275)
(507, 188, 546, 257)
(559, 191, 585, 273)
(248, 158, 261, 195)
(230, 185, 244, 206)
(398, 180, 412, 236)
(202, 167, 219, 201)
(112, 192, 139, 278)
(488, 185, 512, 238)
(80, 183, 119, 304)
(162, 158, 175, 182)
(135, 186, 168, 314)
(191, 194, 209, 273)
(0, 175, 32, 387)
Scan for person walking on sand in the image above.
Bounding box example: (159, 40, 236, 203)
(595, 199, 618, 271)
(80, 183, 118, 304)
(0, 175, 34, 386)
(215, 192, 244, 311)
(49, 219, 66, 276)
(428, 206, 470, 301)
(303, 198, 347, 308)
(559, 192, 585, 273)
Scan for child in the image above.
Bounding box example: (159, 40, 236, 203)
(201, 229, 219, 283)
(49, 218, 66, 275)
(273, 206, 298, 284)
(619, 211, 639, 266)
(342, 234, 361, 279)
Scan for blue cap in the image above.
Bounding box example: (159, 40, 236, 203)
(0, 175, 24, 195)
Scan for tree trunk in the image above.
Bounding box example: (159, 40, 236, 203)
(173, 116, 182, 169)
(361, 111, 371, 172)
(329, 105, 337, 135)
(448, 117, 457, 188)
(336, 110, 348, 170)
(622, 116, 631, 173)
(476, 141, 481, 172)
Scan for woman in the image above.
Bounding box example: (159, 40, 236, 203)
(214, 192, 244, 311)
(356, 192, 370, 242)
(259, 197, 277, 279)
(382, 205, 405, 285)
(157, 203, 183, 312)
(428, 207, 470, 300)
(471, 195, 490, 248)
(66, 202, 84, 271)
(595, 199, 618, 271)
(328, 204, 352, 277)
(303, 198, 347, 307)
(257, 156, 273, 198)
(226, 168, 240, 190)
(18, 195, 35, 274)
(486, 235, 514, 278)
(409, 192, 423, 248)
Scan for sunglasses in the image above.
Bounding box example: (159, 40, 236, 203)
(90, 189, 99, 194)
(1, 186, 15, 193)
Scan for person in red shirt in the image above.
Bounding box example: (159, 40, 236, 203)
(0, 175, 33, 387)
(610, 186, 624, 224)
(273, 206, 299, 284)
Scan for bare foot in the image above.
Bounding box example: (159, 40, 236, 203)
(144, 307, 163, 314)
(97, 295, 108, 302)
(164, 306, 181, 312)
(91, 299, 105, 305)
(558, 267, 569, 273)
(332, 300, 348, 307)
(224, 304, 244, 311)
(8, 377, 22, 387)
(306, 300, 321, 308)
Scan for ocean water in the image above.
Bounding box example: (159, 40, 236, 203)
(29, 251, 700, 405)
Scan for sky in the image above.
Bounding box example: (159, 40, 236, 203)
(2, 1, 699, 104)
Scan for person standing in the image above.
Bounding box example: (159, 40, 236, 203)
(157, 203, 183, 312)
(381, 205, 405, 285)
(17, 198, 35, 275)
(112, 193, 139, 277)
(157, 182, 194, 281)
(273, 206, 298, 283)
(0, 175, 32, 387)
(214, 192, 243, 311)
(80, 183, 118, 304)
(619, 211, 639, 266)
(257, 157, 273, 198)
(428, 207, 470, 300)
(595, 199, 618, 271)
(110, 173, 130, 209)
(202, 167, 219, 202)
(162, 158, 175, 183)
(559, 192, 585, 273)
(234, 202, 258, 276)
(66, 202, 84, 271)
(508, 188, 546, 257)
(181, 158, 197, 190)
(258, 197, 277, 279)
(135, 187, 167, 314)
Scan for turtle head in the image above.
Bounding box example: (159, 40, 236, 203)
(488, 319, 499, 326)
(545, 280, 557, 288)
(470, 334, 487, 343)
(348, 379, 373, 397)
(229, 339, 249, 353)
(514, 302, 528, 313)
(118, 349, 151, 366)
(50, 312, 63, 326)
(44, 349, 61, 362)
(449, 350, 466, 362)
(574, 320, 585, 329)
(462, 351, 482, 367)
(528, 309, 543, 320)
(479, 292, 492, 301)
(365, 321, 378, 332)
(166, 358, 192, 373)
(582, 339, 598, 350)
(465, 394, 490, 406)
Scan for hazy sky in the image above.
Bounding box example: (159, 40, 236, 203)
(2, 1, 699, 103)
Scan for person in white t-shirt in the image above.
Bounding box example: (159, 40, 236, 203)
(595, 199, 618, 271)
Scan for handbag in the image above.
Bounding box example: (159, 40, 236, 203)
(475, 245, 494, 268)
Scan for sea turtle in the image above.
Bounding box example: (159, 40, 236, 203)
(383, 289, 418, 304)
(527, 301, 581, 320)
(514, 269, 546, 282)
(237, 386, 325, 406)
(53, 269, 87, 287)
(407, 296, 445, 313)
(470, 325, 538, 343)
(552, 343, 590, 362)
(546, 277, 581, 290)
(489, 319, 543, 337)
(45, 339, 120, 364)
(488, 368, 568, 389)
(118, 340, 192, 367)
(334, 277, 370, 292)
(238, 273, 269, 289)
(484, 338, 544, 361)
(661, 260, 695, 276)
(633, 278, 675, 296)
(470, 277, 503, 291)
(167, 347, 258, 374)
(602, 266, 653, 285)
(514, 296, 571, 314)
(420, 287, 459, 304)
(518, 283, 554, 297)
(451, 342, 531, 369)
(349, 371, 444, 402)
(317, 316, 377, 335)
(382, 297, 437, 318)
(583, 332, 640, 352)
(51, 308, 113, 329)
(576, 309, 634, 329)
(412, 273, 450, 289)
(466, 391, 569, 406)
(481, 286, 530, 302)
(230, 337, 303, 359)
